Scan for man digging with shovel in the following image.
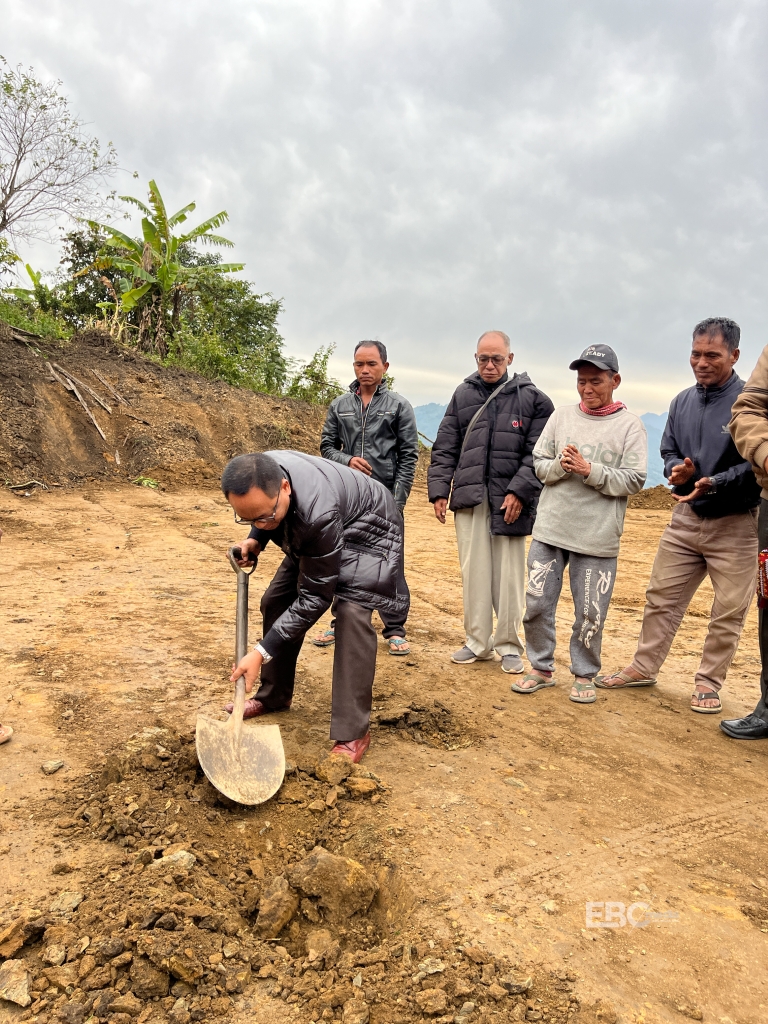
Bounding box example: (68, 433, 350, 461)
(221, 450, 409, 763)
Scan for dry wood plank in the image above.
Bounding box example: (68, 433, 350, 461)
(52, 363, 112, 414)
(91, 368, 129, 406)
(62, 375, 107, 441)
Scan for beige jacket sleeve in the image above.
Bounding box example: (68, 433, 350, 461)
(729, 345, 768, 494)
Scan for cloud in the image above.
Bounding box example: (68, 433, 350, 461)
(4, 0, 768, 408)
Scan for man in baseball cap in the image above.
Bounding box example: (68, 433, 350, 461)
(513, 345, 647, 705)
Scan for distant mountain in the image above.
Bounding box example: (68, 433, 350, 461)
(640, 412, 668, 488)
(414, 403, 448, 445)
(416, 403, 669, 491)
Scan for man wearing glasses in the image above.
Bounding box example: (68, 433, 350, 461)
(222, 450, 408, 763)
(428, 330, 554, 673)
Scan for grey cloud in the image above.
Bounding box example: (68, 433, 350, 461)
(4, 0, 768, 407)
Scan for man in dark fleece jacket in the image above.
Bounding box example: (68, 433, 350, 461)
(599, 318, 760, 713)
(428, 330, 554, 673)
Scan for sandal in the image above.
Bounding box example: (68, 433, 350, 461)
(570, 679, 597, 704)
(510, 672, 555, 694)
(312, 628, 335, 648)
(387, 637, 411, 656)
(0, 725, 12, 745)
(691, 689, 721, 714)
(595, 669, 657, 689)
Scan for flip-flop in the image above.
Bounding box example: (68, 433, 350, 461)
(510, 672, 555, 694)
(570, 679, 597, 705)
(0, 725, 13, 745)
(312, 629, 336, 648)
(691, 690, 722, 714)
(387, 637, 411, 656)
(595, 670, 657, 689)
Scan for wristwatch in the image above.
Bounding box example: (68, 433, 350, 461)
(706, 477, 717, 494)
(254, 642, 272, 664)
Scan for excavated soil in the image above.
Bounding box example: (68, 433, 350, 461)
(0, 329, 325, 488)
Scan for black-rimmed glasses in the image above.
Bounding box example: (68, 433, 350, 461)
(233, 491, 280, 527)
(475, 354, 507, 366)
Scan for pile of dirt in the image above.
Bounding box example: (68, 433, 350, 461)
(627, 484, 676, 510)
(372, 700, 473, 750)
(0, 726, 581, 1024)
(0, 327, 326, 488)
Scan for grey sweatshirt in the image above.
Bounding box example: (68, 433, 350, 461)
(532, 405, 648, 556)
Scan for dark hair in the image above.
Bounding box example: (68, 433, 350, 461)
(354, 339, 387, 363)
(692, 317, 740, 353)
(221, 453, 283, 497)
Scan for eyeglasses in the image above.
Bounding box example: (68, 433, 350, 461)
(476, 354, 507, 366)
(233, 491, 281, 527)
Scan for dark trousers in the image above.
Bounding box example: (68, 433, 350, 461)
(755, 499, 768, 722)
(330, 595, 406, 639)
(254, 557, 377, 740)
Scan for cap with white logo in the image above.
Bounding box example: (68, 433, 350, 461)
(569, 345, 619, 373)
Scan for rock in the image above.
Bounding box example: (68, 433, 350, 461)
(168, 953, 204, 984)
(55, 1001, 86, 1024)
(287, 846, 378, 920)
(540, 899, 558, 914)
(248, 858, 265, 880)
(82, 964, 112, 990)
(254, 876, 299, 938)
(50, 891, 84, 914)
(0, 917, 28, 958)
(481, 963, 496, 984)
(500, 975, 532, 995)
(90, 988, 117, 1016)
(308, 799, 326, 813)
(98, 755, 123, 789)
(43, 965, 77, 989)
(130, 958, 170, 998)
(155, 913, 180, 930)
(77, 955, 97, 980)
(41, 760, 65, 775)
(415, 988, 448, 1015)
(149, 850, 196, 872)
(488, 982, 508, 1001)
(42, 943, 67, 966)
(342, 997, 370, 1024)
(0, 959, 31, 1007)
(51, 862, 75, 875)
(418, 957, 445, 975)
(462, 945, 489, 964)
(325, 788, 339, 808)
(676, 1006, 704, 1021)
(345, 778, 377, 797)
(301, 897, 321, 923)
(317, 984, 355, 1009)
(315, 753, 355, 786)
(108, 991, 144, 1017)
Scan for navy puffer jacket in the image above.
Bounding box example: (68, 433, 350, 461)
(427, 371, 555, 536)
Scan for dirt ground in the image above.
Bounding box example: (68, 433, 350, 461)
(1, 480, 768, 1024)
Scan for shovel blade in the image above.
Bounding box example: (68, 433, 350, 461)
(195, 717, 285, 805)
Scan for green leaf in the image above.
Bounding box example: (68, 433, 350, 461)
(119, 282, 152, 310)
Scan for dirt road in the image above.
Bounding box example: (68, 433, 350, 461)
(1, 482, 767, 1024)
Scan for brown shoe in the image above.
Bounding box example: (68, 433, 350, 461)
(223, 698, 291, 720)
(330, 733, 371, 763)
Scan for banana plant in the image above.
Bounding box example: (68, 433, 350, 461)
(79, 179, 244, 356)
(4, 262, 62, 312)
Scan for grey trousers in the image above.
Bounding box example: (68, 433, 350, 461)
(753, 499, 768, 722)
(254, 557, 377, 740)
(523, 539, 617, 679)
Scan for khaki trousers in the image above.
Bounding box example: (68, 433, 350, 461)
(454, 496, 526, 658)
(631, 504, 758, 692)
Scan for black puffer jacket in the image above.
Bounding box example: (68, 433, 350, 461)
(427, 371, 555, 536)
(249, 451, 408, 656)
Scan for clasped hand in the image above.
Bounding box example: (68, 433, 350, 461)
(560, 444, 591, 477)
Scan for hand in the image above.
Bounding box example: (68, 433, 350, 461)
(560, 444, 591, 478)
(234, 537, 260, 567)
(501, 493, 523, 524)
(349, 456, 373, 475)
(230, 649, 264, 693)
(668, 457, 696, 486)
(433, 498, 448, 524)
(673, 477, 712, 504)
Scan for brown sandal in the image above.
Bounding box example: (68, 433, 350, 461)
(691, 690, 721, 714)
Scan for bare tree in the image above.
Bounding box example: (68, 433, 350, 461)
(0, 57, 117, 242)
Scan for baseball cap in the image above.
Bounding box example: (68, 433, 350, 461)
(569, 345, 619, 373)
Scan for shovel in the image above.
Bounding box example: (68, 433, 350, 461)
(195, 546, 285, 804)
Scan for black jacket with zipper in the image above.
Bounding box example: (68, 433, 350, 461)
(320, 381, 418, 509)
(248, 451, 408, 657)
(427, 370, 555, 536)
(662, 372, 760, 518)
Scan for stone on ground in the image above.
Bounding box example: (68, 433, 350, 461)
(254, 875, 299, 937)
(0, 959, 31, 1007)
(287, 846, 378, 919)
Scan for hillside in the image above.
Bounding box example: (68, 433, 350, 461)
(0, 324, 326, 489)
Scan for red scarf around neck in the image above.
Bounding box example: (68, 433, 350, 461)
(579, 400, 626, 417)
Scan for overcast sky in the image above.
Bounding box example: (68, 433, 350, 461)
(4, 0, 768, 410)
